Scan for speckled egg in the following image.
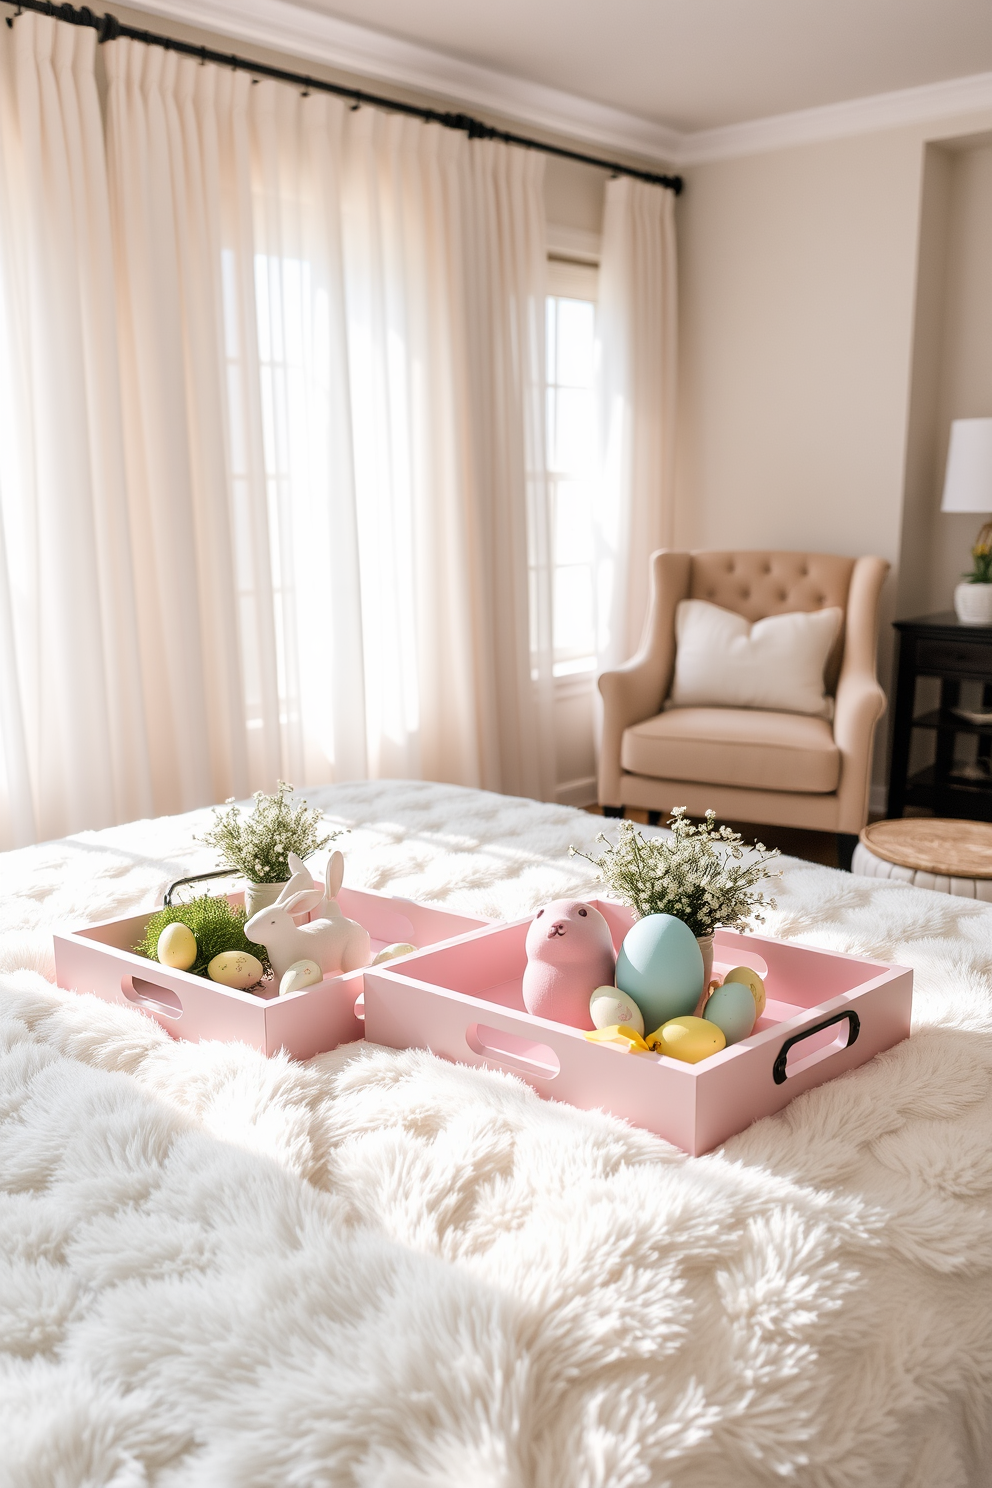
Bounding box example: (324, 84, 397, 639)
(615, 914, 704, 1030)
(589, 987, 645, 1036)
(207, 950, 263, 989)
(651, 1015, 726, 1064)
(722, 965, 766, 1017)
(372, 942, 418, 965)
(157, 922, 197, 971)
(278, 958, 323, 996)
(702, 981, 757, 1045)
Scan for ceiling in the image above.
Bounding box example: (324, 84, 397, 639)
(292, 0, 992, 133)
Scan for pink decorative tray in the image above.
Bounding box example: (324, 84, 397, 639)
(363, 898, 913, 1155)
(54, 889, 487, 1061)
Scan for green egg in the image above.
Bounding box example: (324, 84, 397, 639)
(702, 981, 757, 1045)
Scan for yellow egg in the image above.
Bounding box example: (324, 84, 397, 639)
(722, 965, 766, 1018)
(372, 942, 417, 964)
(649, 1015, 727, 1063)
(278, 958, 323, 996)
(157, 921, 197, 971)
(207, 950, 264, 989)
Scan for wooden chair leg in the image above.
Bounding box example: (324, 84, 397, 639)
(602, 805, 623, 818)
(836, 833, 857, 872)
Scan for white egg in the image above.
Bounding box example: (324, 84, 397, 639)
(589, 986, 645, 1037)
(278, 958, 323, 996)
(207, 950, 264, 989)
(157, 921, 197, 971)
(372, 942, 417, 965)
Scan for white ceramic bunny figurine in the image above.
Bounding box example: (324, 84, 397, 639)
(245, 851, 371, 981)
(286, 851, 346, 922)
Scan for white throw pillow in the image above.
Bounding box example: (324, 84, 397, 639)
(668, 599, 843, 718)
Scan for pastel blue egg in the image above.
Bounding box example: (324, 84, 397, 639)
(615, 914, 703, 1030)
(703, 981, 757, 1045)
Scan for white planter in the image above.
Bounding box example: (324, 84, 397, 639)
(954, 581, 992, 625)
(244, 881, 289, 919)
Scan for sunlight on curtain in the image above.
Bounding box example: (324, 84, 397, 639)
(0, 15, 152, 844)
(237, 81, 366, 788)
(0, 20, 556, 849)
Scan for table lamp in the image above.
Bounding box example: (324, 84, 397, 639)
(942, 417, 992, 624)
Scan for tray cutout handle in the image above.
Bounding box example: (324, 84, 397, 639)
(773, 1009, 859, 1085)
(466, 1023, 560, 1080)
(121, 974, 183, 1020)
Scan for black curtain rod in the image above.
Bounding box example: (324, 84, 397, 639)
(3, 0, 683, 194)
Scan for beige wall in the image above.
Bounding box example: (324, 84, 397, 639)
(675, 132, 923, 565)
(674, 111, 992, 799)
(901, 138, 992, 618)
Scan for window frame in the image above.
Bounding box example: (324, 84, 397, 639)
(545, 255, 600, 682)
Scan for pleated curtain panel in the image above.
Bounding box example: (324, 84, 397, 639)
(0, 12, 674, 850)
(596, 176, 678, 670)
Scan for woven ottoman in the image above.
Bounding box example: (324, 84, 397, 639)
(853, 818, 992, 901)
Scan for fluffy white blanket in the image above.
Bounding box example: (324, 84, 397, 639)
(2, 781, 992, 1488)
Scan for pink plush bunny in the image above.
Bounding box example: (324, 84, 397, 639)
(522, 900, 616, 1029)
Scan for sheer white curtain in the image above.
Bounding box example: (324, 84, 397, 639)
(0, 14, 151, 845)
(0, 19, 554, 849)
(465, 140, 555, 801)
(237, 84, 555, 795)
(342, 113, 553, 795)
(105, 40, 250, 816)
(596, 175, 678, 670)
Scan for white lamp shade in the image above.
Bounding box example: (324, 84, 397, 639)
(941, 418, 992, 514)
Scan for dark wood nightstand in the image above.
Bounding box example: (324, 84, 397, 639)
(888, 612, 992, 819)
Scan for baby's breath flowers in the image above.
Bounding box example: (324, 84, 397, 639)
(199, 781, 339, 885)
(570, 809, 780, 939)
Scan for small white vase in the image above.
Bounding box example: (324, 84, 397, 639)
(244, 881, 289, 919)
(696, 934, 714, 992)
(954, 581, 992, 625)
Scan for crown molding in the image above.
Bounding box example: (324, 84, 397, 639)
(118, 0, 992, 170)
(679, 69, 992, 165)
(128, 0, 682, 164)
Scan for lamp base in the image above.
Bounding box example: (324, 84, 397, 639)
(954, 581, 992, 625)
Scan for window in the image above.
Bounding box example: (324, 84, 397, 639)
(546, 258, 598, 678)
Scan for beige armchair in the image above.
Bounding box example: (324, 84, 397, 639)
(598, 550, 890, 853)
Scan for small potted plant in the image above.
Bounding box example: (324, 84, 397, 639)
(199, 781, 339, 918)
(571, 809, 780, 986)
(954, 526, 992, 625)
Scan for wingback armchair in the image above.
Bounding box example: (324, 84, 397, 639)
(598, 550, 890, 845)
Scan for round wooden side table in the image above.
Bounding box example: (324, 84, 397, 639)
(852, 818, 992, 900)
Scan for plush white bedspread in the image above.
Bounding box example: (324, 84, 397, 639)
(2, 781, 992, 1487)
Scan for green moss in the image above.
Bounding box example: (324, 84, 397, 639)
(135, 895, 271, 979)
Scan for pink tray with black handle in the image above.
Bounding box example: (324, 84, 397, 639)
(54, 888, 487, 1061)
(363, 898, 913, 1155)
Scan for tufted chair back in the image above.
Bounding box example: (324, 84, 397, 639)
(688, 551, 855, 694)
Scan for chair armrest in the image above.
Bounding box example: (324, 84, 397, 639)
(833, 555, 890, 832)
(597, 550, 691, 805)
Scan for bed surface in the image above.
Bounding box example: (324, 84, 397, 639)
(2, 780, 991, 1486)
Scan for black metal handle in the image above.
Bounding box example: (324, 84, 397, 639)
(772, 1010, 860, 1085)
(163, 868, 241, 906)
